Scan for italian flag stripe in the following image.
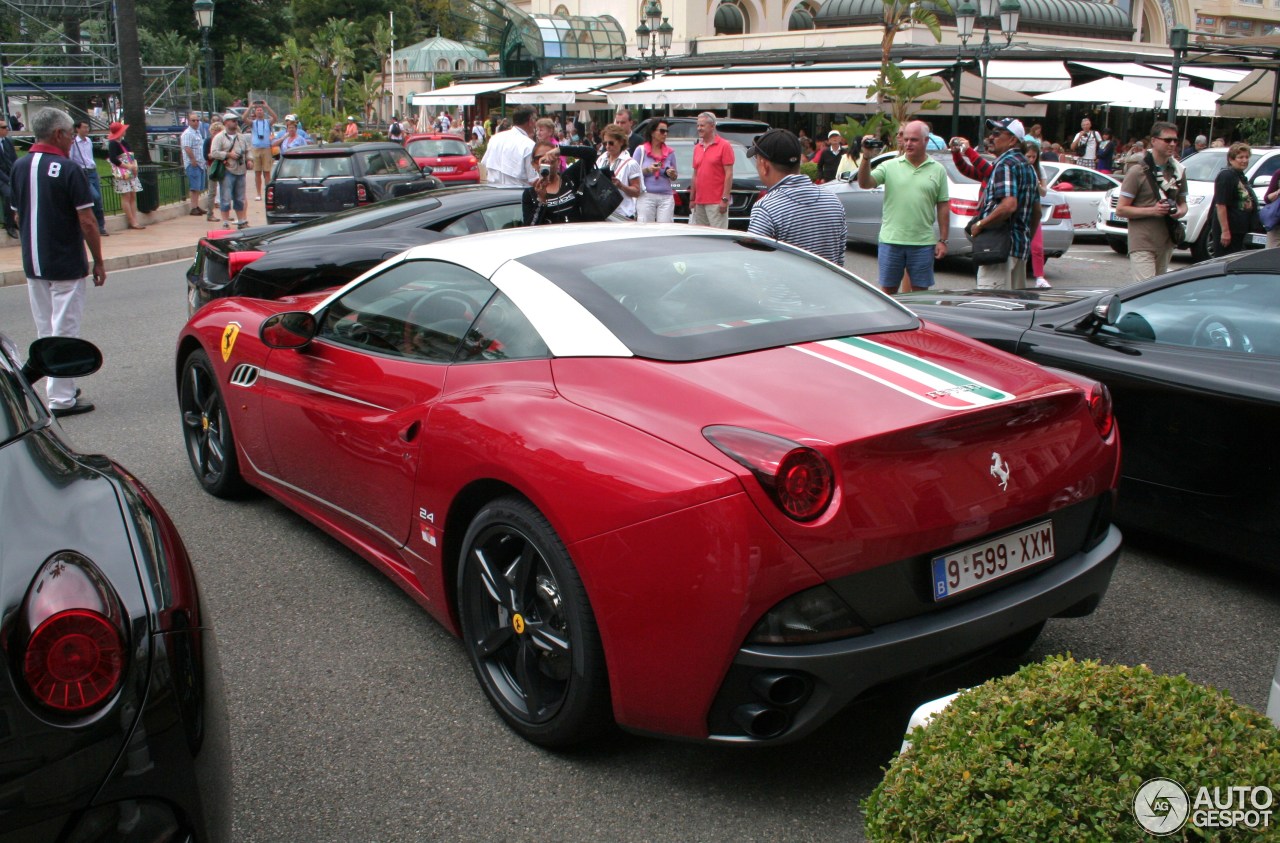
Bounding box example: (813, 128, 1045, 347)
(792, 337, 1015, 409)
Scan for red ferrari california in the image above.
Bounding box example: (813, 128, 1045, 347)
(175, 225, 1122, 748)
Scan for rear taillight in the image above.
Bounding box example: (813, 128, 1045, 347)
(357, 183, 369, 204)
(205, 230, 235, 241)
(1052, 202, 1073, 220)
(704, 425, 834, 521)
(950, 198, 980, 216)
(228, 250, 266, 279)
(465, 156, 478, 171)
(265, 185, 275, 209)
(1088, 382, 1114, 439)
(19, 552, 128, 716)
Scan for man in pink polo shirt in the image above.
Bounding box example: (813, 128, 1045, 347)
(689, 112, 734, 228)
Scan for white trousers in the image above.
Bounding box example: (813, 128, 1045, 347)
(27, 276, 87, 408)
(636, 192, 675, 223)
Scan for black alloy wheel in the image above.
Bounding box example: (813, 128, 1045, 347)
(180, 350, 247, 498)
(458, 497, 610, 748)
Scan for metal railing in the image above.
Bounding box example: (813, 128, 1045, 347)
(100, 163, 189, 215)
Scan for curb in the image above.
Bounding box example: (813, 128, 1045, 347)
(1, 201, 199, 288)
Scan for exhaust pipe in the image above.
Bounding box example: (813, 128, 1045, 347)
(732, 704, 789, 739)
(751, 672, 810, 707)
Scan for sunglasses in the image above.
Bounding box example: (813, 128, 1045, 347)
(655, 128, 668, 133)
(605, 140, 621, 147)
(1156, 136, 1179, 143)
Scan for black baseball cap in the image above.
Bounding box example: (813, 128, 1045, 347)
(747, 129, 802, 165)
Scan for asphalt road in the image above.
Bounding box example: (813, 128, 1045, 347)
(2, 254, 1277, 842)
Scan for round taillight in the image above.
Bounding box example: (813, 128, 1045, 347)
(1088, 382, 1114, 439)
(775, 448, 834, 521)
(23, 609, 125, 713)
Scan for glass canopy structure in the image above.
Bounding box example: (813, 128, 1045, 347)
(460, 0, 627, 77)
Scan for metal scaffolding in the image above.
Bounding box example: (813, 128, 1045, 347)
(1, 0, 192, 126)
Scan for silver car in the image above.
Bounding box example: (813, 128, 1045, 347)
(822, 151, 1074, 259)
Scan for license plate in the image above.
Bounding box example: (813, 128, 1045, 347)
(931, 521, 1054, 601)
(1109, 213, 1121, 222)
(1248, 232, 1266, 247)
(433, 166, 455, 173)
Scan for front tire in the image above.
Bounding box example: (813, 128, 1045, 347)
(457, 497, 611, 748)
(1106, 235, 1128, 255)
(1191, 221, 1213, 262)
(179, 350, 248, 498)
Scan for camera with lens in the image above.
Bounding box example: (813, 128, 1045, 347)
(862, 138, 885, 150)
(538, 165, 551, 179)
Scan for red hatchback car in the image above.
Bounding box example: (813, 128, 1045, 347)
(405, 133, 479, 183)
(175, 225, 1122, 749)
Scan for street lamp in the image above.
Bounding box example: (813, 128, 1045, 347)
(193, 0, 215, 120)
(635, 0, 674, 80)
(955, 0, 1020, 133)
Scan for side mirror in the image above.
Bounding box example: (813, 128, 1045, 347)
(21, 337, 103, 384)
(421, 165, 434, 176)
(1093, 294, 1121, 326)
(260, 311, 318, 349)
(839, 171, 854, 182)
(1253, 175, 1272, 190)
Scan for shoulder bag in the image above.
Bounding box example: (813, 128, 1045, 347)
(576, 158, 622, 222)
(208, 158, 226, 182)
(965, 216, 1011, 265)
(1261, 196, 1280, 232)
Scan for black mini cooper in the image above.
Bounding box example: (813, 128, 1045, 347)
(265, 141, 443, 224)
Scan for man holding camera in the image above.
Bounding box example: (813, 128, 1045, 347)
(857, 120, 949, 295)
(1115, 120, 1187, 282)
(247, 100, 277, 201)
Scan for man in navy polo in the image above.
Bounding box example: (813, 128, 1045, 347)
(10, 108, 106, 417)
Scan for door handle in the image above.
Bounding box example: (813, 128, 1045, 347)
(400, 420, 420, 442)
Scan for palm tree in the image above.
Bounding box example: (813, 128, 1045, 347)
(319, 19, 358, 114)
(880, 0, 951, 68)
(115, 0, 151, 162)
(273, 36, 306, 104)
(350, 71, 384, 125)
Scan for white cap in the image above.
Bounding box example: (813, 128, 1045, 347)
(828, 129, 842, 138)
(985, 117, 1027, 142)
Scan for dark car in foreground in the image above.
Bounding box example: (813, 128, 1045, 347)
(265, 141, 443, 225)
(900, 247, 1280, 563)
(0, 334, 230, 841)
(666, 139, 765, 229)
(177, 224, 1120, 748)
(187, 184, 526, 314)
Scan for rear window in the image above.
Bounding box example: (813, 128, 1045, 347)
(669, 142, 758, 180)
(518, 235, 915, 361)
(407, 138, 470, 158)
(276, 156, 353, 179)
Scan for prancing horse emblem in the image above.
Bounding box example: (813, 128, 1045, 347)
(990, 452, 1010, 491)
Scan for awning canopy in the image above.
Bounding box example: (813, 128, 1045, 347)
(409, 79, 523, 107)
(1215, 69, 1280, 119)
(1149, 64, 1249, 86)
(503, 74, 633, 105)
(983, 60, 1072, 93)
(605, 68, 893, 107)
(1035, 76, 1167, 104)
(1070, 60, 1169, 79)
(1108, 85, 1221, 117)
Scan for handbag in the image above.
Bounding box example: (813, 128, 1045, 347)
(576, 160, 622, 222)
(110, 151, 136, 182)
(965, 216, 1011, 265)
(1261, 198, 1280, 232)
(208, 158, 226, 182)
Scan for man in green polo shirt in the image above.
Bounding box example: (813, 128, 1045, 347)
(857, 120, 949, 295)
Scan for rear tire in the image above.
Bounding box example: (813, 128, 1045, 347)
(1106, 235, 1128, 255)
(1191, 222, 1213, 262)
(457, 497, 611, 748)
(179, 350, 248, 498)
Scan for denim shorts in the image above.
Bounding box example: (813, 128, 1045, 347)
(877, 243, 936, 289)
(186, 164, 207, 191)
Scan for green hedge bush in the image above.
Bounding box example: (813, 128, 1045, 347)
(863, 656, 1280, 842)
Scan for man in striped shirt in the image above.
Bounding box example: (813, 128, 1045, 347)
(10, 108, 105, 416)
(747, 128, 847, 266)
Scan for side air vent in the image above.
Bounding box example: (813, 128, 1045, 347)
(230, 364, 260, 388)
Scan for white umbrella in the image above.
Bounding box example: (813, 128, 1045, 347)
(1108, 85, 1220, 117)
(1034, 77, 1167, 105)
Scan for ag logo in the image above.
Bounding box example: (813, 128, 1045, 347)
(511, 613, 526, 635)
(221, 322, 242, 362)
(1134, 777, 1190, 835)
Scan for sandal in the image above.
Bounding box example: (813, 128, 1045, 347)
(236, 221, 250, 230)
(128, 224, 146, 230)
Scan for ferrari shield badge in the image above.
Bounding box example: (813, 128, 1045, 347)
(220, 322, 241, 362)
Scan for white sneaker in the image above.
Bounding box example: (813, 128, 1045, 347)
(1034, 278, 1051, 289)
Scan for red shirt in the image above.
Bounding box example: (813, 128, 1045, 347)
(692, 136, 735, 206)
